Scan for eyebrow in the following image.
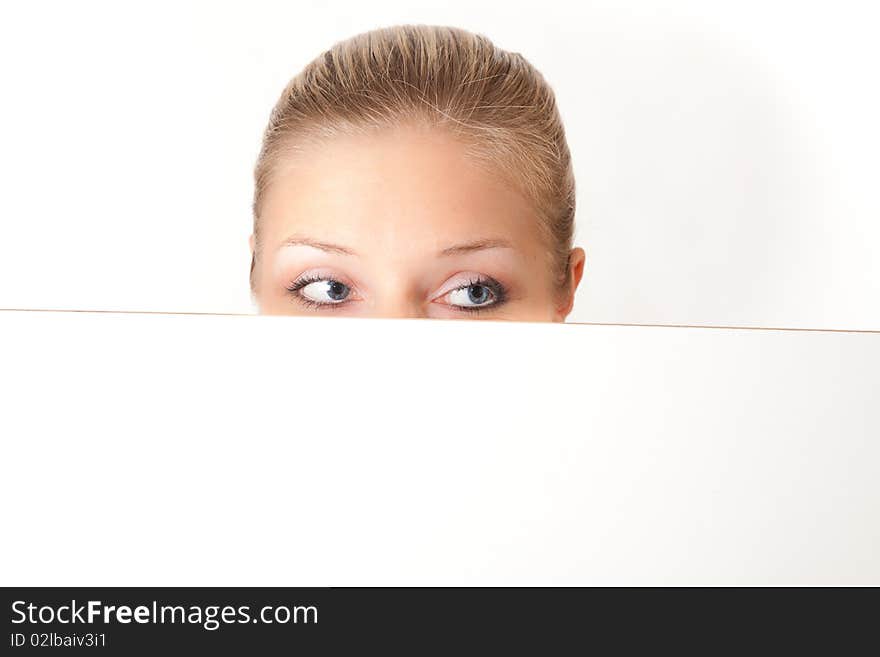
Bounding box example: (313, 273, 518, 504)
(279, 236, 356, 255)
(439, 238, 513, 256)
(278, 235, 513, 257)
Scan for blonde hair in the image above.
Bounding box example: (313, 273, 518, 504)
(252, 24, 576, 292)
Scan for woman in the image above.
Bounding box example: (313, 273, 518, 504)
(249, 24, 585, 321)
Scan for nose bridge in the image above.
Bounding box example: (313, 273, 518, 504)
(371, 289, 425, 319)
(367, 267, 426, 319)
(362, 225, 429, 317)
(375, 302, 424, 319)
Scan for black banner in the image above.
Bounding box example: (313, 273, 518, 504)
(1, 587, 875, 653)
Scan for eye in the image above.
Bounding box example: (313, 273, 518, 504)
(300, 279, 350, 304)
(288, 277, 352, 306)
(448, 284, 496, 308)
(435, 275, 507, 312)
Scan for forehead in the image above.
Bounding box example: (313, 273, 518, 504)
(258, 125, 545, 253)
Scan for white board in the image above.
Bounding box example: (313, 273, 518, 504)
(1, 310, 878, 585)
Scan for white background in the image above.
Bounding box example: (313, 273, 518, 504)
(0, 0, 878, 328)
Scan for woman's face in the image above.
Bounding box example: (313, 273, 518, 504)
(251, 125, 584, 321)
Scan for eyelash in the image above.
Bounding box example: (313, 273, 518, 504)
(284, 274, 510, 312)
(451, 275, 508, 313)
(285, 274, 352, 311)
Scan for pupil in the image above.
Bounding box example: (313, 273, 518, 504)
(327, 281, 348, 301)
(468, 285, 489, 304)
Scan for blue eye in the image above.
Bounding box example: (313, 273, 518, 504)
(292, 278, 351, 305)
(435, 275, 507, 312)
(449, 284, 496, 308)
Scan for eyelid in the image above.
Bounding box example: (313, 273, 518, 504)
(285, 269, 363, 309)
(431, 272, 501, 301)
(287, 268, 358, 292)
(430, 273, 509, 313)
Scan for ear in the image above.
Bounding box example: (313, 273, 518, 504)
(554, 247, 586, 322)
(248, 233, 257, 292)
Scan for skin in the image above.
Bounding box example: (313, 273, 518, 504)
(250, 123, 585, 321)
